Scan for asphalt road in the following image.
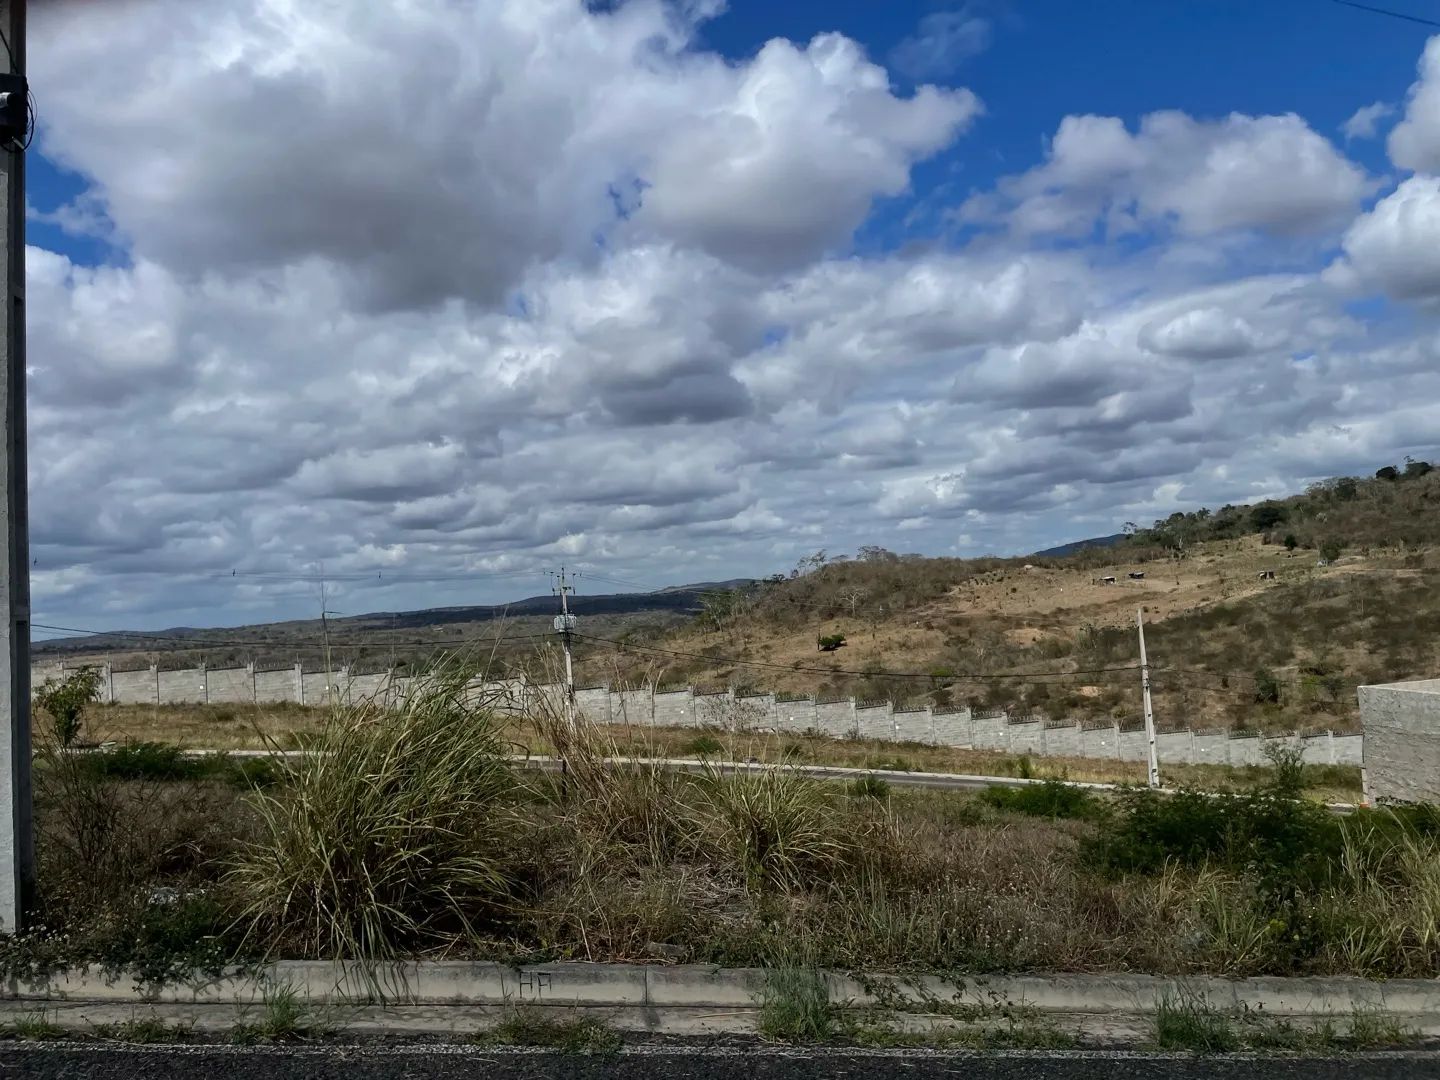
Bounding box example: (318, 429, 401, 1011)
(2, 1046, 1438, 1080)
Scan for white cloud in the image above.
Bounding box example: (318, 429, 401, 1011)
(1343, 101, 1394, 142)
(889, 8, 991, 80)
(34, 1, 976, 307)
(1334, 175, 1440, 299)
(968, 110, 1373, 239)
(20, 2, 1440, 629)
(1389, 35, 1440, 171)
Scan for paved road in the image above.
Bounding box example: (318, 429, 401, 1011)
(1, 1046, 1436, 1079)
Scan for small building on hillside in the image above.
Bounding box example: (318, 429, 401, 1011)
(1358, 678, 1440, 804)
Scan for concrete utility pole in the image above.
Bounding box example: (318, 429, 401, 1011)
(551, 568, 578, 731)
(1137, 605, 1160, 788)
(0, 0, 30, 933)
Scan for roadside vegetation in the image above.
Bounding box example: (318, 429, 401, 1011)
(5, 658, 1436, 992)
(67, 697, 1365, 801)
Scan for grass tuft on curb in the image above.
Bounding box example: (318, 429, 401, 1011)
(477, 1011, 622, 1054)
(758, 967, 834, 1043)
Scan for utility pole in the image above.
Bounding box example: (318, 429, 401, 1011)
(550, 568, 578, 731)
(317, 563, 336, 707)
(0, 0, 30, 933)
(1137, 605, 1160, 788)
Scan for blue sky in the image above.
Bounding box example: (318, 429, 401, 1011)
(22, 0, 1440, 632)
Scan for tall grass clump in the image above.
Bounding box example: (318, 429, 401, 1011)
(227, 658, 516, 963)
(694, 765, 855, 892)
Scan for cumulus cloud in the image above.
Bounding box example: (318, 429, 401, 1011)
(21, 2, 1440, 629)
(966, 110, 1374, 239)
(34, 0, 976, 308)
(1334, 176, 1440, 299)
(1389, 36, 1440, 171)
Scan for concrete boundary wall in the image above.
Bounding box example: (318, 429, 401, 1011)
(33, 659, 1363, 770)
(1359, 678, 1440, 804)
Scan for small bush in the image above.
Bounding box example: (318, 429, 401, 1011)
(850, 775, 890, 801)
(684, 734, 725, 757)
(34, 668, 102, 749)
(980, 780, 1102, 821)
(1252, 667, 1281, 705)
(817, 634, 848, 653)
(77, 742, 202, 783)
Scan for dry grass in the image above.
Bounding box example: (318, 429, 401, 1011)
(58, 701, 1364, 801)
(512, 720, 1363, 801)
(226, 659, 517, 963)
(80, 702, 323, 750)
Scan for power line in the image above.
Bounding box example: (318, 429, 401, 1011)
(572, 631, 1142, 681)
(1326, 0, 1440, 28)
(30, 621, 552, 651)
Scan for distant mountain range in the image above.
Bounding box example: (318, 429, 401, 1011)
(32, 578, 754, 654)
(1030, 533, 1128, 558)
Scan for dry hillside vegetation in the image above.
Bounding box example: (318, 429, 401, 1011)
(579, 465, 1440, 733)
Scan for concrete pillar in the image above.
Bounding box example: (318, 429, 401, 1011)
(1004, 713, 1013, 754)
(247, 662, 256, 703)
(151, 664, 160, 705)
(295, 661, 305, 705)
(1189, 729, 1196, 765)
(1039, 721, 1048, 756)
(1328, 730, 1337, 765)
(102, 663, 114, 705)
(200, 662, 209, 705)
(1112, 720, 1121, 760)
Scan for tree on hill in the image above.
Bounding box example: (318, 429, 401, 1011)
(1250, 504, 1287, 530)
(1376, 465, 1400, 481)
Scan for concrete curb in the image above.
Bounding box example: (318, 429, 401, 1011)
(7, 962, 1438, 1018)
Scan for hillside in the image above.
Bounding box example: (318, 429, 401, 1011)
(576, 461, 1440, 733)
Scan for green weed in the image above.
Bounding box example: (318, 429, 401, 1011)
(849, 775, 891, 800)
(1347, 1008, 1422, 1049)
(684, 735, 725, 757)
(1153, 994, 1240, 1053)
(979, 779, 1102, 820)
(230, 983, 329, 1044)
(0, 1010, 66, 1041)
(758, 967, 834, 1043)
(90, 1014, 192, 1044)
(478, 1011, 622, 1053)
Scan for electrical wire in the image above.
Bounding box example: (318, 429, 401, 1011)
(572, 631, 1142, 681)
(1327, 0, 1440, 28)
(31, 621, 553, 651)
